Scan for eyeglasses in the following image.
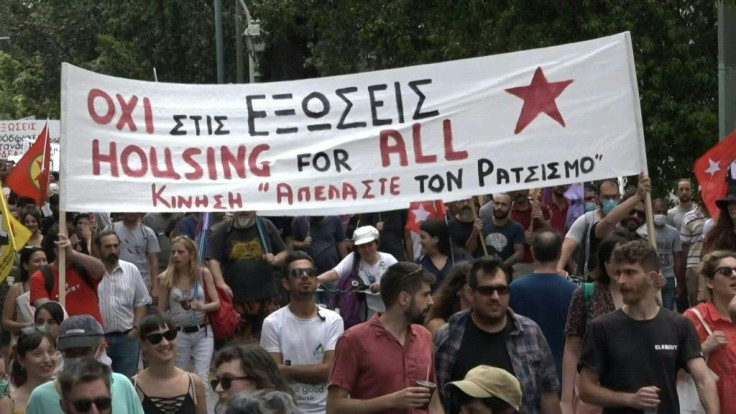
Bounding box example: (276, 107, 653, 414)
(713, 266, 736, 277)
(395, 265, 424, 285)
(144, 329, 177, 345)
(69, 396, 112, 412)
(475, 285, 510, 296)
(211, 376, 253, 391)
(289, 267, 317, 278)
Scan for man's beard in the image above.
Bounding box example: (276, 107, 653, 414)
(458, 207, 474, 222)
(103, 253, 118, 266)
(404, 301, 429, 325)
(679, 195, 691, 203)
(493, 209, 509, 219)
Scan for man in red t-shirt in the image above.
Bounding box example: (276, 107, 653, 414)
(30, 229, 106, 324)
(509, 190, 550, 278)
(544, 185, 570, 235)
(327, 262, 442, 414)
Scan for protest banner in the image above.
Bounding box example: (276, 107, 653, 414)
(0, 120, 61, 171)
(60, 32, 647, 215)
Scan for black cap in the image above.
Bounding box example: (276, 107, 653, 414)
(57, 315, 104, 351)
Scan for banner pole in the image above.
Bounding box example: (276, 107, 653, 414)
(58, 211, 67, 307)
(624, 33, 660, 303)
(470, 197, 489, 256)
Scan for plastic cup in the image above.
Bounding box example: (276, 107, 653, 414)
(415, 380, 437, 410)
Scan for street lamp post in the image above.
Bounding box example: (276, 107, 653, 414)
(237, 0, 264, 83)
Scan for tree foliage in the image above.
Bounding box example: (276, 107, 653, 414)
(0, 0, 236, 119)
(0, 0, 720, 195)
(253, 0, 719, 195)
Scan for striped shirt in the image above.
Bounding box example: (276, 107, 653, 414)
(98, 259, 151, 333)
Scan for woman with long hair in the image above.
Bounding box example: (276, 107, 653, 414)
(21, 210, 43, 248)
(425, 262, 473, 333)
(417, 218, 469, 290)
(133, 310, 206, 414)
(560, 231, 636, 414)
(0, 329, 58, 414)
(683, 250, 736, 409)
(213, 344, 293, 410)
(702, 198, 736, 255)
(33, 301, 66, 376)
(2, 248, 47, 345)
(158, 236, 219, 399)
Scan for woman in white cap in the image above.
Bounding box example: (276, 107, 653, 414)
(445, 365, 523, 414)
(316, 225, 397, 329)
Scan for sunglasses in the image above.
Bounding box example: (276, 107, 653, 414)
(289, 267, 317, 278)
(144, 329, 177, 345)
(475, 285, 510, 296)
(211, 376, 253, 391)
(69, 396, 112, 412)
(713, 266, 736, 277)
(20, 326, 41, 337)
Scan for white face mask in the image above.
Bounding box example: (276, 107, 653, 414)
(653, 214, 666, 227)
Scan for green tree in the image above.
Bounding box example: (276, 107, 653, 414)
(253, 0, 719, 195)
(0, 0, 236, 119)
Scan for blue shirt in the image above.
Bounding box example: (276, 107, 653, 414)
(509, 272, 578, 381)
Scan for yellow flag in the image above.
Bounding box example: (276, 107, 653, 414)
(0, 182, 33, 282)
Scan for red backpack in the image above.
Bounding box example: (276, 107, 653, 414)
(205, 284, 241, 339)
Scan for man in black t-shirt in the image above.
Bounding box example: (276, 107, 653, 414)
(208, 211, 287, 338)
(578, 240, 718, 414)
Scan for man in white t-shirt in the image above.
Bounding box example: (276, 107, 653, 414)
(261, 251, 344, 414)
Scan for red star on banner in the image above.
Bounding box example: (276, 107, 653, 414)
(505, 67, 574, 134)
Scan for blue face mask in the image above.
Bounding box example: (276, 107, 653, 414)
(584, 202, 597, 212)
(0, 381, 8, 396)
(601, 199, 618, 214)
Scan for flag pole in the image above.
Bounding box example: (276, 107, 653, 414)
(58, 212, 66, 307)
(624, 33, 660, 302)
(470, 196, 489, 256)
(624, 33, 656, 250)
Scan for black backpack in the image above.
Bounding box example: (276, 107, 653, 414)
(41, 264, 98, 301)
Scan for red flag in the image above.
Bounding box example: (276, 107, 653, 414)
(6, 124, 50, 205)
(694, 130, 736, 218)
(406, 200, 446, 234)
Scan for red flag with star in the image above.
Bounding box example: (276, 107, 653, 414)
(6, 123, 51, 205)
(406, 200, 446, 234)
(694, 130, 736, 218)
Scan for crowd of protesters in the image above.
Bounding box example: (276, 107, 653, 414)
(0, 165, 730, 414)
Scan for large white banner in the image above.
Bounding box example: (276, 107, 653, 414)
(0, 120, 61, 171)
(61, 32, 645, 215)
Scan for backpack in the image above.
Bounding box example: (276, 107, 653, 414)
(204, 281, 241, 340)
(328, 253, 367, 330)
(42, 264, 98, 301)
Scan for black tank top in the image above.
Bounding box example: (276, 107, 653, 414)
(136, 373, 198, 414)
